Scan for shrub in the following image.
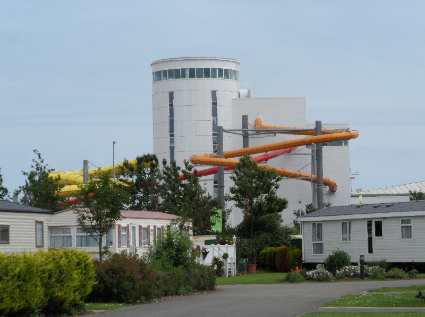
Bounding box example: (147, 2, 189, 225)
(259, 247, 277, 271)
(409, 269, 419, 279)
(0, 253, 44, 316)
(289, 247, 302, 270)
(212, 256, 225, 276)
(335, 265, 360, 279)
(367, 266, 385, 280)
(324, 250, 351, 274)
(91, 253, 215, 304)
(0, 250, 94, 316)
(385, 267, 408, 279)
(275, 246, 291, 272)
(90, 253, 152, 303)
(285, 272, 304, 283)
(149, 229, 194, 270)
(304, 265, 334, 281)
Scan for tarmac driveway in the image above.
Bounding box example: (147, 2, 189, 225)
(88, 279, 425, 317)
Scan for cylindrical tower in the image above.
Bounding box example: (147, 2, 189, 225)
(151, 57, 240, 170)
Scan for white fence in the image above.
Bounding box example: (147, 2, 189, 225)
(197, 243, 237, 277)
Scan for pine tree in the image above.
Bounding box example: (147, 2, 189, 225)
(14, 150, 63, 210)
(120, 154, 161, 210)
(229, 156, 288, 264)
(0, 169, 8, 199)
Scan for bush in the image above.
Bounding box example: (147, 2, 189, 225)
(212, 256, 225, 277)
(304, 265, 334, 281)
(324, 250, 351, 274)
(367, 266, 386, 280)
(0, 250, 94, 316)
(149, 229, 194, 270)
(285, 272, 304, 283)
(91, 253, 215, 304)
(90, 253, 153, 303)
(409, 269, 419, 279)
(259, 247, 277, 271)
(258, 246, 302, 273)
(335, 265, 360, 279)
(275, 246, 291, 272)
(385, 267, 408, 279)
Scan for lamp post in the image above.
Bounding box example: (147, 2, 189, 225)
(112, 141, 116, 179)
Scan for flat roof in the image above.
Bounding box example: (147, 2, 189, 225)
(302, 201, 425, 218)
(121, 210, 179, 221)
(0, 200, 52, 214)
(151, 57, 240, 66)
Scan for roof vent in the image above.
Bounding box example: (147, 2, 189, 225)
(385, 204, 393, 207)
(373, 205, 381, 208)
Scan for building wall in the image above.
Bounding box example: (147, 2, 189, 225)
(0, 211, 50, 253)
(152, 57, 240, 168)
(0, 209, 182, 257)
(350, 195, 410, 205)
(302, 215, 425, 263)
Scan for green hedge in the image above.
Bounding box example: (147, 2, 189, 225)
(90, 254, 215, 304)
(259, 246, 302, 272)
(0, 249, 95, 316)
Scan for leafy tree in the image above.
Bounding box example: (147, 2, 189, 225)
(78, 173, 129, 261)
(120, 154, 161, 210)
(14, 149, 64, 210)
(409, 191, 425, 201)
(0, 169, 8, 199)
(159, 160, 218, 235)
(229, 156, 288, 264)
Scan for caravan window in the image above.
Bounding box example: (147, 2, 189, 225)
(49, 227, 72, 248)
(401, 219, 412, 239)
(312, 223, 324, 254)
(374, 220, 383, 237)
(35, 221, 44, 248)
(0, 225, 9, 244)
(342, 221, 351, 241)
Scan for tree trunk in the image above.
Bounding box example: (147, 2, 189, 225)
(98, 234, 103, 262)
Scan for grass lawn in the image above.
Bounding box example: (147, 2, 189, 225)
(303, 313, 425, 317)
(324, 285, 425, 308)
(84, 302, 127, 312)
(217, 272, 287, 285)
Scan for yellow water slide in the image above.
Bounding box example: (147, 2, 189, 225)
(191, 117, 359, 192)
(51, 160, 138, 196)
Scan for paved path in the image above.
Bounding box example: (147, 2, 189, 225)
(88, 279, 425, 317)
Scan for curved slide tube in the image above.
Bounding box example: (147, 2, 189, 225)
(254, 117, 348, 135)
(191, 155, 338, 192)
(190, 120, 359, 193)
(182, 148, 295, 179)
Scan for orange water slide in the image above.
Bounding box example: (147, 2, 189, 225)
(254, 117, 348, 135)
(190, 118, 359, 192)
(191, 155, 338, 192)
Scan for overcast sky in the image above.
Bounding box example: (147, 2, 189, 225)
(1, 0, 424, 192)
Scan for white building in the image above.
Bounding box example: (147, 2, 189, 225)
(0, 200, 183, 257)
(351, 180, 425, 205)
(151, 57, 353, 226)
(299, 201, 425, 264)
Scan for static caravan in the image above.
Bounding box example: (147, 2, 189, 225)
(0, 200, 185, 257)
(0, 200, 51, 252)
(299, 201, 425, 264)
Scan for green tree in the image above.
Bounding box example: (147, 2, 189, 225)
(409, 191, 425, 201)
(14, 149, 64, 210)
(159, 160, 218, 235)
(78, 173, 128, 261)
(0, 169, 8, 199)
(229, 156, 288, 264)
(120, 154, 161, 210)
